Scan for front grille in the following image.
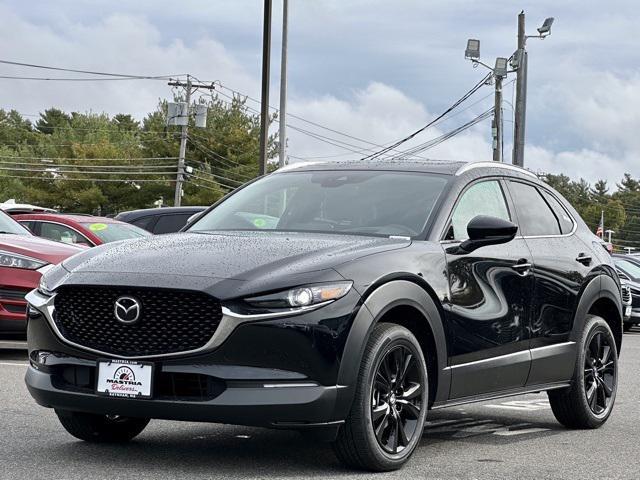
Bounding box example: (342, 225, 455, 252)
(53, 286, 223, 357)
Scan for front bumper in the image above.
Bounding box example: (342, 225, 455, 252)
(24, 287, 362, 432)
(26, 362, 342, 430)
(0, 267, 38, 335)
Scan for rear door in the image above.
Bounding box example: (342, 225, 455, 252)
(505, 180, 587, 386)
(442, 178, 534, 399)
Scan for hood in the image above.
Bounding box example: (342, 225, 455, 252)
(0, 234, 84, 264)
(63, 231, 410, 281)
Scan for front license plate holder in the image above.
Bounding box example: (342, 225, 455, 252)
(96, 359, 154, 399)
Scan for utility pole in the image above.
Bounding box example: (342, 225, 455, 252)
(167, 77, 216, 206)
(492, 76, 503, 162)
(175, 76, 191, 207)
(278, 0, 289, 169)
(259, 0, 273, 176)
(512, 12, 528, 167)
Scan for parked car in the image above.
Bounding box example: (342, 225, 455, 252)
(0, 199, 57, 214)
(0, 210, 82, 338)
(612, 254, 640, 331)
(115, 206, 208, 234)
(14, 214, 150, 247)
(27, 161, 622, 471)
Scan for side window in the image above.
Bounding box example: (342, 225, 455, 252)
(508, 181, 561, 236)
(541, 190, 574, 234)
(131, 216, 155, 231)
(40, 222, 92, 246)
(19, 221, 36, 233)
(153, 214, 191, 234)
(446, 180, 510, 240)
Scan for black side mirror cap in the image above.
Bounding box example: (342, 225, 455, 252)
(447, 215, 518, 254)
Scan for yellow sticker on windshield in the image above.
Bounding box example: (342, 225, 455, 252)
(88, 223, 108, 232)
(253, 218, 267, 228)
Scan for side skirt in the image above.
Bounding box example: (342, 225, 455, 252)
(430, 381, 570, 410)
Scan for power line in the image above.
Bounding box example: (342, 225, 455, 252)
(0, 160, 176, 169)
(0, 75, 170, 82)
(0, 166, 176, 176)
(0, 59, 185, 80)
(0, 174, 174, 183)
(360, 74, 492, 161)
(389, 108, 494, 158)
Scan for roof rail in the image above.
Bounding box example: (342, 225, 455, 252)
(455, 161, 538, 179)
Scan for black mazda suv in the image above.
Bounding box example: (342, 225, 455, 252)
(25, 160, 622, 471)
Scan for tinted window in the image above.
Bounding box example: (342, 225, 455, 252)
(154, 214, 191, 234)
(508, 181, 561, 236)
(40, 222, 92, 246)
(131, 216, 155, 231)
(541, 190, 574, 234)
(190, 171, 449, 238)
(447, 180, 510, 240)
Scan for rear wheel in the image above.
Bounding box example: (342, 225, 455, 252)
(333, 323, 428, 471)
(55, 410, 149, 443)
(548, 315, 618, 429)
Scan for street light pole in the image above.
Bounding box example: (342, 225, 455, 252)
(493, 76, 503, 162)
(258, 0, 273, 176)
(513, 11, 528, 167)
(278, 0, 289, 169)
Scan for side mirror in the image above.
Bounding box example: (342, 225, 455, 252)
(457, 215, 518, 253)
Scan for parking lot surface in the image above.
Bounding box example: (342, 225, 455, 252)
(3, 331, 640, 480)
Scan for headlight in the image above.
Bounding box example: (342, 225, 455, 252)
(0, 250, 48, 270)
(245, 282, 353, 309)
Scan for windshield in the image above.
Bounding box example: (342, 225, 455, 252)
(189, 170, 449, 238)
(80, 222, 150, 243)
(615, 259, 640, 280)
(0, 210, 31, 235)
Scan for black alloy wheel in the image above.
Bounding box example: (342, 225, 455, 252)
(583, 331, 616, 416)
(371, 345, 423, 454)
(548, 315, 618, 429)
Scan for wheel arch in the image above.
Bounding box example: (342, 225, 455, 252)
(572, 274, 623, 354)
(332, 278, 450, 421)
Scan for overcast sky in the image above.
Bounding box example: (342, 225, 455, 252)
(0, 0, 637, 187)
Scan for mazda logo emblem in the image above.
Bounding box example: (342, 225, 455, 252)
(114, 296, 141, 324)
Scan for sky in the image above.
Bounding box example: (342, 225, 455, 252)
(0, 0, 638, 187)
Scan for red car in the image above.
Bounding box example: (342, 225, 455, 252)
(13, 213, 150, 247)
(0, 210, 83, 338)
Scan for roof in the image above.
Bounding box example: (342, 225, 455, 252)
(13, 213, 125, 224)
(277, 159, 537, 178)
(0, 199, 57, 214)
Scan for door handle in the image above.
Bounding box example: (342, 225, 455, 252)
(576, 253, 592, 266)
(511, 260, 532, 275)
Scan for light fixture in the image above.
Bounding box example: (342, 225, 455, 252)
(537, 17, 554, 36)
(465, 39, 480, 59)
(494, 57, 508, 78)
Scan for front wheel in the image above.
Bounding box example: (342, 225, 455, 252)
(333, 323, 428, 471)
(55, 410, 150, 443)
(548, 315, 618, 429)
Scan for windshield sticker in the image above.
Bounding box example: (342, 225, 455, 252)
(253, 218, 267, 228)
(88, 223, 108, 232)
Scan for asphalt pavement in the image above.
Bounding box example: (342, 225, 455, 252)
(3, 331, 640, 480)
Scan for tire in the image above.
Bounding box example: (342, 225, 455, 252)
(548, 315, 618, 429)
(333, 323, 428, 471)
(55, 410, 150, 443)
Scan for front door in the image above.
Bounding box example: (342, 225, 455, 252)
(442, 179, 534, 399)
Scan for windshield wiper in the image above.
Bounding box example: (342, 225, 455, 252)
(0, 231, 17, 234)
